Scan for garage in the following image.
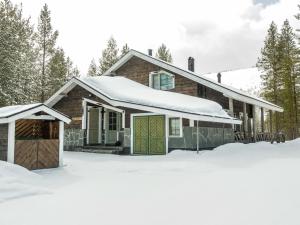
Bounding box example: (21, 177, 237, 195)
(132, 115, 166, 155)
(0, 103, 71, 170)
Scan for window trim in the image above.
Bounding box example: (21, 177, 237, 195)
(168, 117, 183, 138)
(149, 70, 175, 90)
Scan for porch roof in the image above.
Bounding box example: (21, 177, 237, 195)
(46, 76, 241, 124)
(0, 103, 71, 124)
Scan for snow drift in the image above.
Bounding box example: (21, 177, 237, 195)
(0, 161, 50, 202)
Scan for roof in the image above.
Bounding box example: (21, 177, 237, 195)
(202, 67, 262, 95)
(102, 49, 282, 112)
(0, 103, 71, 124)
(45, 76, 241, 124)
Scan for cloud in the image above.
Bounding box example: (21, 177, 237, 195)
(13, 0, 300, 75)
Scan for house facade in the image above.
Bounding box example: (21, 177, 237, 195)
(45, 75, 240, 154)
(45, 49, 282, 155)
(103, 50, 283, 139)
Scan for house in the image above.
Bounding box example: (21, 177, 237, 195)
(45, 49, 282, 154)
(103, 50, 282, 138)
(45, 76, 240, 154)
(0, 103, 71, 170)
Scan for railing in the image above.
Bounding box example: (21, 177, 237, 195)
(234, 132, 286, 144)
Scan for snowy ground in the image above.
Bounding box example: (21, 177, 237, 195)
(1, 140, 300, 225)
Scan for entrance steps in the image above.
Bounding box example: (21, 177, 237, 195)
(75, 145, 123, 154)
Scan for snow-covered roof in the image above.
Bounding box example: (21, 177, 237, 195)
(202, 67, 262, 96)
(46, 76, 241, 124)
(102, 50, 282, 112)
(0, 103, 71, 124)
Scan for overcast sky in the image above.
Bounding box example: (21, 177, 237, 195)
(14, 0, 299, 75)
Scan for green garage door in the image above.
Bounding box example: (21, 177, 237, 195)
(133, 115, 166, 155)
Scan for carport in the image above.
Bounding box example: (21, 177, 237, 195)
(0, 103, 71, 170)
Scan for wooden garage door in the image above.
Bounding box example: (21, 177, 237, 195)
(133, 115, 165, 155)
(15, 139, 59, 170)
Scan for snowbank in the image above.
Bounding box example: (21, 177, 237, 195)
(0, 161, 50, 202)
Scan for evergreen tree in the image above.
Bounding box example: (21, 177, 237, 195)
(120, 43, 130, 58)
(156, 43, 173, 63)
(48, 48, 67, 94)
(277, 20, 299, 138)
(0, 0, 37, 106)
(36, 4, 58, 102)
(99, 37, 119, 74)
(257, 22, 282, 132)
(66, 56, 80, 79)
(87, 59, 98, 76)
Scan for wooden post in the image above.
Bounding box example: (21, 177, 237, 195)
(59, 121, 64, 167)
(243, 102, 248, 139)
(269, 110, 273, 133)
(253, 105, 257, 142)
(229, 98, 234, 129)
(196, 121, 199, 154)
(7, 121, 15, 163)
(261, 107, 265, 133)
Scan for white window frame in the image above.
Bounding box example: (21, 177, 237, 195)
(149, 70, 175, 90)
(168, 117, 183, 138)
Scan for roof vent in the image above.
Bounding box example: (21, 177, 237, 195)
(148, 49, 153, 56)
(188, 57, 195, 72)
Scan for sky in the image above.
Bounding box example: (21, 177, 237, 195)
(13, 0, 300, 75)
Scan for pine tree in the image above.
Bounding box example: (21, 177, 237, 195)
(66, 56, 80, 79)
(257, 22, 282, 132)
(277, 20, 299, 138)
(99, 37, 119, 74)
(36, 4, 58, 102)
(156, 44, 173, 63)
(120, 43, 130, 58)
(0, 0, 37, 106)
(87, 59, 98, 76)
(48, 48, 68, 94)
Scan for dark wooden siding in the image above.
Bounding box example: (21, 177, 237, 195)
(116, 56, 198, 96)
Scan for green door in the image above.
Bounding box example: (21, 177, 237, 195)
(149, 115, 165, 154)
(133, 115, 165, 155)
(88, 107, 100, 144)
(133, 116, 149, 154)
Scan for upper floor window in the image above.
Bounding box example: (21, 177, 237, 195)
(149, 71, 175, 90)
(197, 84, 207, 98)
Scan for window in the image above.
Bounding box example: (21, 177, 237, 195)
(149, 71, 175, 90)
(197, 84, 207, 98)
(169, 117, 182, 137)
(109, 112, 117, 130)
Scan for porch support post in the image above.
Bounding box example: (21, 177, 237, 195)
(122, 111, 125, 129)
(7, 121, 15, 163)
(196, 120, 199, 154)
(261, 107, 265, 133)
(59, 121, 64, 167)
(243, 102, 248, 139)
(229, 98, 234, 129)
(253, 105, 257, 142)
(270, 110, 273, 133)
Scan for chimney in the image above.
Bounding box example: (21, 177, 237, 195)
(188, 57, 195, 72)
(217, 72, 221, 83)
(148, 49, 153, 56)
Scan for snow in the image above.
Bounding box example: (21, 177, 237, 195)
(0, 161, 49, 202)
(1, 139, 300, 225)
(202, 67, 262, 96)
(0, 103, 41, 119)
(81, 76, 231, 119)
